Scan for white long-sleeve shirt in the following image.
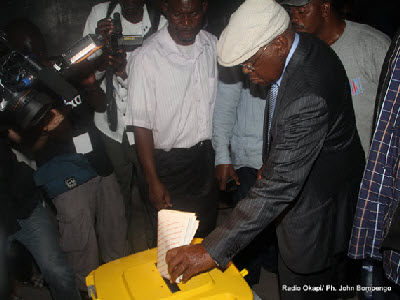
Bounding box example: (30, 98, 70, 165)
(124, 26, 218, 150)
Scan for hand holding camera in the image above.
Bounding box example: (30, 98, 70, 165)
(96, 13, 127, 78)
(97, 48, 127, 78)
(96, 18, 114, 44)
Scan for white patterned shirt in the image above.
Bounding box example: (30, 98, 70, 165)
(124, 26, 218, 150)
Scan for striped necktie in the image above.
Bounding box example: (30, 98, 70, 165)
(267, 83, 279, 146)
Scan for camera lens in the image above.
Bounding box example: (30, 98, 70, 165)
(5, 89, 53, 129)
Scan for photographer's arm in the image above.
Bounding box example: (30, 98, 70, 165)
(81, 73, 107, 113)
(0, 136, 20, 234)
(134, 126, 172, 211)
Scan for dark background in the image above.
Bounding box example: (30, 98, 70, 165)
(0, 0, 399, 56)
(0, 0, 244, 55)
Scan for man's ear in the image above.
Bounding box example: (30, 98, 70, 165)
(274, 35, 289, 58)
(321, 1, 330, 18)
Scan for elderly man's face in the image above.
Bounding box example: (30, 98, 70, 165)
(163, 0, 207, 46)
(242, 41, 286, 86)
(289, 0, 324, 35)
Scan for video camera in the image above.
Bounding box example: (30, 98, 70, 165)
(0, 13, 143, 131)
(107, 12, 144, 53)
(0, 32, 105, 130)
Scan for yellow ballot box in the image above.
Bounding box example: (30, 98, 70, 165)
(85, 241, 253, 300)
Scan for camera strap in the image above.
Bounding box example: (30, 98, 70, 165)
(106, 0, 118, 19)
(146, 0, 161, 38)
(105, 1, 120, 132)
(104, 0, 160, 132)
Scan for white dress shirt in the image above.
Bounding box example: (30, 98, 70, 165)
(124, 26, 218, 150)
(83, 2, 167, 144)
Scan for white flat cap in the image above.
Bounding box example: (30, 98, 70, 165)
(217, 0, 290, 67)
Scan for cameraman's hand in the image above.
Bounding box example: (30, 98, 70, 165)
(215, 164, 240, 191)
(111, 49, 128, 79)
(8, 129, 22, 144)
(98, 50, 127, 78)
(42, 109, 65, 133)
(149, 179, 172, 211)
(96, 18, 113, 43)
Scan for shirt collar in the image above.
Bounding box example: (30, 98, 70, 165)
(160, 26, 210, 61)
(276, 33, 299, 87)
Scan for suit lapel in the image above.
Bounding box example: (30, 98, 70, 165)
(264, 34, 309, 159)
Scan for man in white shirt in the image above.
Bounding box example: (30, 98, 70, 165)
(125, 0, 219, 238)
(83, 0, 167, 245)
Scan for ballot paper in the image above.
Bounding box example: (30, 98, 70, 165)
(157, 209, 199, 282)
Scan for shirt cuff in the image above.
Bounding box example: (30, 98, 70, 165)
(214, 145, 232, 166)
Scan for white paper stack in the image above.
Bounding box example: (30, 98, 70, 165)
(157, 209, 199, 282)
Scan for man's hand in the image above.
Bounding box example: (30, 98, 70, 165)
(42, 109, 65, 133)
(257, 163, 265, 180)
(98, 49, 127, 78)
(215, 164, 240, 191)
(166, 244, 216, 283)
(149, 179, 172, 211)
(96, 18, 114, 42)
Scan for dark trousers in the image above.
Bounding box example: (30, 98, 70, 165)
(232, 167, 278, 286)
(101, 133, 137, 222)
(8, 204, 81, 300)
(143, 141, 219, 242)
(101, 133, 154, 251)
(278, 254, 335, 300)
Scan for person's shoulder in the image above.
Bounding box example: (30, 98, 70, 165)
(89, 1, 112, 15)
(199, 30, 217, 44)
(198, 30, 217, 53)
(130, 28, 165, 62)
(141, 26, 165, 50)
(345, 20, 391, 46)
(298, 32, 336, 58)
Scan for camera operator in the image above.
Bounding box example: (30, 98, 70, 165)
(4, 19, 130, 295)
(0, 116, 81, 300)
(83, 0, 167, 240)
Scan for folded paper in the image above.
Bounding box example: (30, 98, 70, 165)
(157, 210, 199, 282)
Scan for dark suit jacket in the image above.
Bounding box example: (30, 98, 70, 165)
(203, 33, 365, 274)
(0, 132, 40, 236)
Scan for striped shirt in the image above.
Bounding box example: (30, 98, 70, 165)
(124, 26, 218, 150)
(348, 33, 400, 284)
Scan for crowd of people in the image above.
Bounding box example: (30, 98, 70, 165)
(1, 0, 399, 299)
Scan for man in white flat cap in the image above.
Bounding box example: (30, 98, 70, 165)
(166, 0, 364, 299)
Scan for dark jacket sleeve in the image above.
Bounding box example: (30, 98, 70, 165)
(0, 136, 20, 235)
(0, 135, 39, 236)
(203, 94, 329, 267)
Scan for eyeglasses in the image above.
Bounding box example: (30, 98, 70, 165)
(240, 45, 268, 72)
